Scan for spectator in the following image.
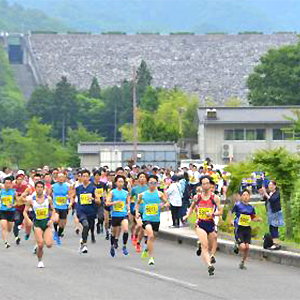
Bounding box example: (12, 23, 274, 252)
(166, 175, 182, 228)
(262, 181, 284, 250)
(179, 172, 191, 225)
(188, 165, 200, 196)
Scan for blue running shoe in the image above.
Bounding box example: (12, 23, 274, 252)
(53, 232, 57, 241)
(110, 246, 115, 257)
(122, 246, 129, 256)
(56, 236, 61, 246)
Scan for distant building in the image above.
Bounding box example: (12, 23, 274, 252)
(198, 106, 300, 164)
(78, 142, 179, 170)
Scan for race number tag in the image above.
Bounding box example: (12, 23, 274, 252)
(145, 204, 159, 216)
(80, 194, 92, 205)
(198, 207, 213, 220)
(36, 208, 48, 220)
(96, 188, 104, 196)
(114, 202, 125, 212)
(2, 195, 13, 206)
(56, 196, 67, 206)
(238, 214, 251, 227)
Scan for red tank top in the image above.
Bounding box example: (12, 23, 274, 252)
(196, 193, 216, 222)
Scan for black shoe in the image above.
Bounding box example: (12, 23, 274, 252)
(15, 237, 21, 245)
(233, 243, 239, 255)
(114, 240, 119, 249)
(105, 232, 110, 240)
(196, 242, 202, 256)
(208, 265, 215, 276)
(210, 256, 216, 264)
(97, 224, 101, 234)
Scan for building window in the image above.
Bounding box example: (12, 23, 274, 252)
(225, 128, 266, 141)
(256, 129, 266, 140)
(273, 129, 282, 140)
(224, 130, 234, 140)
(273, 128, 294, 140)
(234, 129, 244, 140)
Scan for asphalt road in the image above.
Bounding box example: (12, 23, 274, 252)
(0, 222, 299, 300)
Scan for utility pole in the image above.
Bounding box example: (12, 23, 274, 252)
(132, 66, 138, 164)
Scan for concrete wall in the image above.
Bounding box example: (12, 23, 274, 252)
(199, 123, 300, 164)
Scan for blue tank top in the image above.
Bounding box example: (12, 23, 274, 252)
(111, 188, 128, 217)
(142, 190, 161, 222)
(53, 183, 69, 210)
(0, 188, 16, 212)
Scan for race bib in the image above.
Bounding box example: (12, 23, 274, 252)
(56, 196, 67, 206)
(96, 188, 104, 196)
(198, 207, 213, 220)
(36, 207, 48, 220)
(80, 194, 92, 205)
(2, 195, 13, 206)
(145, 204, 159, 216)
(114, 202, 125, 212)
(238, 214, 251, 227)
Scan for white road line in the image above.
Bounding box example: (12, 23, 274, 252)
(127, 267, 197, 288)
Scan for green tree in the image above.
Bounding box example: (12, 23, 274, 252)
(140, 86, 160, 112)
(247, 42, 300, 106)
(67, 124, 104, 167)
(88, 77, 101, 99)
(252, 147, 300, 239)
(136, 60, 153, 104)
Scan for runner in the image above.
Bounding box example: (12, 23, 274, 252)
(13, 173, 28, 245)
(130, 172, 148, 252)
(72, 169, 100, 254)
(91, 170, 106, 241)
(103, 171, 115, 240)
(71, 170, 83, 235)
(183, 176, 220, 276)
(230, 189, 262, 269)
(23, 181, 54, 268)
(106, 175, 130, 257)
(52, 173, 72, 245)
(0, 176, 17, 248)
(135, 175, 169, 266)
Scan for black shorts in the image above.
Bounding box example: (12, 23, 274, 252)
(55, 209, 68, 220)
(111, 216, 128, 227)
(0, 211, 15, 222)
(197, 221, 215, 234)
(236, 226, 252, 244)
(142, 221, 160, 232)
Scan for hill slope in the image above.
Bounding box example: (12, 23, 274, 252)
(6, 0, 300, 33)
(0, 0, 69, 32)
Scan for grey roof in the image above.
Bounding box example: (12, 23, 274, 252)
(198, 106, 300, 124)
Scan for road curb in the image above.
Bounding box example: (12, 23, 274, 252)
(158, 228, 300, 268)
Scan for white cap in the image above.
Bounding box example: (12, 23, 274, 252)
(17, 170, 25, 175)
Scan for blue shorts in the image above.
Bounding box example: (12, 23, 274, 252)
(197, 221, 215, 234)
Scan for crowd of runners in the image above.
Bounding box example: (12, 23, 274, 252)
(0, 163, 264, 276)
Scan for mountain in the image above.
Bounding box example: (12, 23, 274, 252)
(5, 0, 300, 33)
(0, 0, 70, 32)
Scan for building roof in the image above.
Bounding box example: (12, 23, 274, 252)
(198, 106, 300, 124)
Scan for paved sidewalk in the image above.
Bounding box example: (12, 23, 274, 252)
(158, 211, 300, 268)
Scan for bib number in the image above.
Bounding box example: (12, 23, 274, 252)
(80, 194, 92, 205)
(198, 207, 213, 220)
(238, 214, 251, 227)
(114, 202, 125, 212)
(145, 204, 159, 216)
(2, 196, 13, 206)
(36, 208, 48, 220)
(56, 196, 67, 206)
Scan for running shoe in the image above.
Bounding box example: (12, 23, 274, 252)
(135, 243, 142, 253)
(148, 257, 155, 266)
(15, 236, 21, 245)
(122, 246, 129, 256)
(131, 236, 137, 246)
(141, 249, 149, 259)
(33, 245, 37, 254)
(37, 261, 44, 268)
(105, 231, 110, 240)
(239, 261, 247, 270)
(208, 265, 215, 276)
(233, 242, 239, 254)
(25, 234, 30, 241)
(81, 245, 88, 254)
(5, 242, 10, 249)
(196, 244, 202, 256)
(110, 246, 115, 257)
(53, 231, 58, 241)
(56, 236, 62, 246)
(210, 256, 216, 264)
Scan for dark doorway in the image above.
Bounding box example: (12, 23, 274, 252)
(8, 45, 23, 64)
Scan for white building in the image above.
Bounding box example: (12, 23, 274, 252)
(198, 106, 300, 164)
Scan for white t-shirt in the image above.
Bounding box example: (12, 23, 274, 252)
(188, 170, 200, 185)
(167, 182, 182, 207)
